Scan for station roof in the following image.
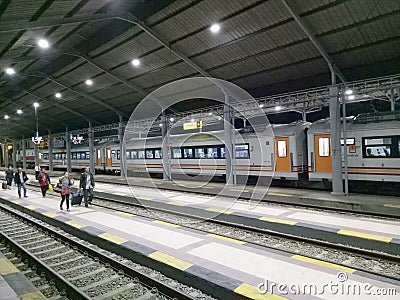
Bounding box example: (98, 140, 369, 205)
(0, 0, 399, 139)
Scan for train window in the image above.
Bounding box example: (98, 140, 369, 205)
(236, 144, 250, 159)
(138, 150, 145, 159)
(126, 151, 131, 159)
(146, 150, 154, 159)
(277, 141, 287, 158)
(85, 152, 90, 159)
(173, 148, 182, 158)
(62, 153, 66, 160)
(131, 150, 138, 159)
(76, 153, 81, 160)
(318, 138, 330, 157)
(363, 137, 393, 158)
(195, 147, 205, 158)
(72, 152, 77, 159)
(206, 147, 218, 158)
(183, 148, 193, 158)
(154, 149, 162, 158)
(221, 147, 225, 158)
(117, 150, 120, 160)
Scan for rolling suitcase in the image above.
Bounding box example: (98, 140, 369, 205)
(71, 192, 83, 206)
(2, 180, 7, 189)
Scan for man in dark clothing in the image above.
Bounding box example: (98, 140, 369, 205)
(79, 167, 95, 207)
(14, 167, 28, 198)
(37, 167, 51, 197)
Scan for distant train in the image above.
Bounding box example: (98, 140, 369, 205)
(13, 112, 400, 193)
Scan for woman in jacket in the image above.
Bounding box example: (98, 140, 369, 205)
(5, 166, 14, 189)
(37, 167, 51, 198)
(59, 172, 74, 211)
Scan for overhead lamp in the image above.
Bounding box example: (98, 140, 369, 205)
(274, 106, 282, 111)
(159, 123, 163, 127)
(4, 115, 9, 120)
(208, 112, 213, 116)
(55, 92, 62, 98)
(16, 109, 22, 114)
(210, 23, 221, 33)
(348, 95, 355, 100)
(190, 118, 195, 122)
(37, 38, 50, 49)
(259, 104, 264, 108)
(169, 117, 174, 122)
(345, 89, 353, 95)
(5, 67, 15, 75)
(85, 79, 93, 86)
(131, 59, 140, 67)
(33, 102, 39, 108)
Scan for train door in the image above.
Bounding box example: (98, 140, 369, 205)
(96, 148, 102, 166)
(274, 137, 290, 172)
(314, 134, 332, 172)
(106, 148, 112, 167)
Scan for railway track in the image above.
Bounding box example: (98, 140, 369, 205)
(0, 203, 215, 300)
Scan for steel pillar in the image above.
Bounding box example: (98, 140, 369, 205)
(390, 88, 395, 111)
(342, 91, 349, 195)
(48, 132, 53, 172)
(224, 94, 234, 185)
(65, 130, 71, 173)
(4, 140, 9, 168)
(22, 139, 26, 169)
(118, 120, 125, 177)
(88, 126, 95, 175)
(161, 113, 171, 181)
(34, 144, 39, 168)
(12, 140, 16, 168)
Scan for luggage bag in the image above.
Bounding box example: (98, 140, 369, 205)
(2, 180, 7, 189)
(71, 192, 83, 206)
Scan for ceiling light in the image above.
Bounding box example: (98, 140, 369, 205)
(345, 89, 353, 95)
(131, 59, 140, 67)
(33, 102, 39, 108)
(259, 104, 264, 108)
(191, 118, 195, 122)
(4, 115, 9, 120)
(348, 95, 355, 100)
(37, 39, 49, 49)
(208, 112, 213, 116)
(210, 23, 220, 33)
(55, 92, 62, 98)
(169, 117, 174, 122)
(17, 109, 22, 114)
(85, 79, 93, 86)
(274, 106, 282, 111)
(159, 123, 163, 127)
(5, 67, 15, 75)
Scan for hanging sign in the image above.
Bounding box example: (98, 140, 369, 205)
(32, 136, 43, 145)
(183, 121, 202, 130)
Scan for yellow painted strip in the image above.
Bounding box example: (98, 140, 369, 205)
(148, 251, 192, 271)
(206, 207, 233, 214)
(0, 258, 20, 275)
(25, 205, 37, 210)
(384, 203, 400, 209)
(338, 229, 392, 243)
(259, 216, 297, 225)
(166, 201, 187, 206)
(292, 255, 355, 273)
(113, 192, 126, 196)
(235, 283, 288, 299)
(14, 200, 22, 204)
(208, 233, 246, 245)
(21, 291, 46, 300)
(66, 220, 86, 229)
(154, 220, 180, 228)
(230, 188, 249, 192)
(268, 192, 292, 197)
(136, 196, 152, 201)
(42, 212, 57, 218)
(99, 233, 128, 245)
(115, 211, 135, 217)
(90, 205, 101, 208)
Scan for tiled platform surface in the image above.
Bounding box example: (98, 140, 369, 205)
(0, 251, 45, 300)
(0, 188, 399, 300)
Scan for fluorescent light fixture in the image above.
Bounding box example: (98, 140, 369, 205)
(169, 117, 174, 122)
(190, 118, 195, 122)
(33, 102, 39, 108)
(208, 112, 213, 115)
(275, 106, 282, 111)
(85, 79, 93, 86)
(210, 23, 220, 33)
(159, 123, 163, 127)
(17, 109, 22, 114)
(5, 67, 15, 75)
(259, 104, 264, 108)
(131, 59, 140, 66)
(55, 92, 62, 98)
(345, 89, 353, 95)
(4, 115, 9, 120)
(348, 95, 355, 100)
(37, 39, 49, 49)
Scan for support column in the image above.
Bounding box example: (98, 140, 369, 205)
(4, 139, 9, 168)
(342, 90, 349, 195)
(329, 85, 343, 195)
(65, 129, 72, 173)
(224, 94, 234, 185)
(12, 140, 16, 168)
(34, 143, 39, 168)
(161, 113, 171, 181)
(88, 125, 95, 175)
(390, 88, 395, 111)
(48, 131, 53, 172)
(118, 119, 125, 177)
(302, 110, 307, 121)
(22, 139, 27, 169)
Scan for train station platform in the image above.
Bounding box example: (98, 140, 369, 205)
(0, 188, 399, 299)
(0, 250, 46, 300)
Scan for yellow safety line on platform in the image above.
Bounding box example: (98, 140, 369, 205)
(206, 207, 233, 214)
(235, 283, 288, 299)
(230, 188, 249, 192)
(20, 291, 46, 300)
(66, 220, 86, 229)
(166, 201, 187, 206)
(0, 258, 20, 275)
(112, 192, 126, 196)
(384, 203, 400, 209)
(14, 200, 22, 204)
(154, 220, 180, 227)
(137, 197, 152, 201)
(90, 205, 101, 208)
(208, 233, 246, 245)
(115, 211, 135, 217)
(259, 216, 297, 225)
(42, 212, 57, 218)
(148, 251, 192, 271)
(291, 255, 355, 273)
(25, 205, 37, 210)
(268, 192, 292, 197)
(337, 229, 392, 243)
(99, 233, 128, 245)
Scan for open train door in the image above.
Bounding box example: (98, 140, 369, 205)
(274, 137, 290, 172)
(314, 134, 332, 172)
(96, 148, 102, 167)
(106, 148, 112, 167)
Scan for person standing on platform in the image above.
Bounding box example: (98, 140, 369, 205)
(5, 166, 14, 189)
(59, 172, 74, 211)
(14, 167, 28, 198)
(79, 167, 95, 208)
(34, 164, 41, 180)
(38, 167, 51, 198)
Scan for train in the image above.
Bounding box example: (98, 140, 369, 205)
(8, 111, 400, 194)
